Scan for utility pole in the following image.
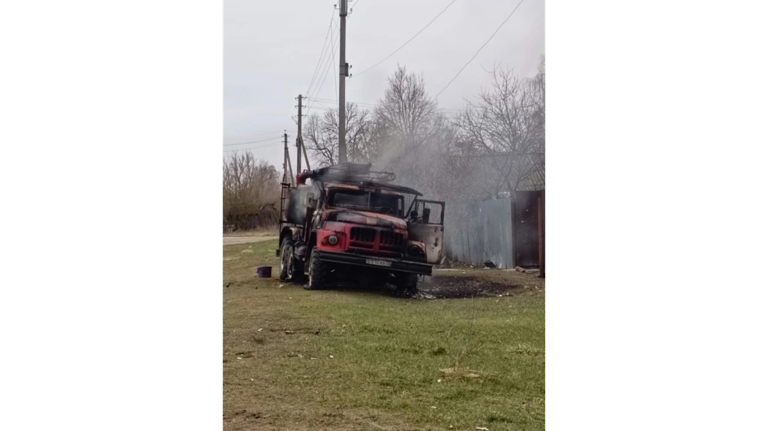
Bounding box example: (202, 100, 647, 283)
(282, 131, 288, 183)
(284, 132, 294, 185)
(296, 95, 311, 171)
(338, 0, 350, 163)
(296, 94, 303, 175)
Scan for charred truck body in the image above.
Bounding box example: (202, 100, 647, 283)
(277, 163, 445, 295)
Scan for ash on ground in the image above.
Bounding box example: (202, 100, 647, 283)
(299, 268, 543, 299)
(414, 276, 517, 299)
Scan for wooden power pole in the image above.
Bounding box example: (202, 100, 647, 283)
(296, 94, 303, 175)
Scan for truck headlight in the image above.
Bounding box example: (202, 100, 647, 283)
(408, 245, 424, 256)
(328, 235, 338, 245)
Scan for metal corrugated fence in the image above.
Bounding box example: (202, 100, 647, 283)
(445, 198, 514, 269)
(444, 192, 545, 270)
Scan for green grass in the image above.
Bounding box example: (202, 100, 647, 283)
(223, 240, 545, 430)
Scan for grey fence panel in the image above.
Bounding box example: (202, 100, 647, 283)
(445, 198, 514, 269)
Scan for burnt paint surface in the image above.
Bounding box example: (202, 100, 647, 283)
(408, 224, 444, 264)
(285, 184, 320, 225)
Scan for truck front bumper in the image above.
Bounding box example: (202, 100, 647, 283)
(314, 250, 432, 276)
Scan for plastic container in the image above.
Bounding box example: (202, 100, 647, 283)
(256, 266, 272, 278)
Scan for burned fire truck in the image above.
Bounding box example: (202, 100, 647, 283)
(277, 163, 444, 295)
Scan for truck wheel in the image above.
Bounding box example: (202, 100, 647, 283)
(305, 247, 329, 290)
(394, 272, 418, 297)
(279, 238, 292, 281)
(280, 238, 306, 282)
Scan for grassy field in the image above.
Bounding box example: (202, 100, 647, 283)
(223, 240, 545, 430)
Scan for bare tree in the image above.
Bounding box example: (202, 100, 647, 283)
(369, 65, 457, 195)
(454, 61, 545, 196)
(374, 65, 437, 150)
(303, 114, 335, 167)
(303, 102, 372, 167)
(222, 152, 281, 230)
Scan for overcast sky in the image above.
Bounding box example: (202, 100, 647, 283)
(224, 0, 544, 169)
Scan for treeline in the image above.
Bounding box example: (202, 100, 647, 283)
(222, 152, 281, 231)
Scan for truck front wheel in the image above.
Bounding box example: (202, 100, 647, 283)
(305, 247, 329, 290)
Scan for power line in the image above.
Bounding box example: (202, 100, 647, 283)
(307, 20, 338, 102)
(307, 17, 339, 99)
(223, 130, 283, 140)
(307, 53, 334, 112)
(310, 96, 372, 104)
(307, 15, 340, 94)
(309, 97, 376, 107)
(306, 7, 337, 95)
(223, 141, 282, 153)
(310, 98, 459, 109)
(223, 136, 281, 147)
(307, 20, 340, 112)
(354, 0, 458, 77)
(308, 8, 336, 92)
(332, 14, 337, 105)
(433, 0, 527, 101)
(312, 102, 359, 110)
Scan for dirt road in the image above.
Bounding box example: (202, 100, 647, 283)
(223, 236, 278, 246)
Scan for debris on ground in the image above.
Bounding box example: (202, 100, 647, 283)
(417, 275, 525, 299)
(273, 266, 542, 300)
(412, 291, 437, 300)
(514, 266, 540, 274)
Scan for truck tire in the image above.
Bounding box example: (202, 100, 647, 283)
(305, 247, 329, 290)
(394, 272, 418, 297)
(279, 238, 305, 282)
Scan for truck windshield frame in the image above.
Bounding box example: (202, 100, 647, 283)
(327, 188, 404, 217)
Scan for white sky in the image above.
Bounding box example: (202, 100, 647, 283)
(224, 0, 544, 168)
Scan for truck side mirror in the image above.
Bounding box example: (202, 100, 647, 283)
(422, 207, 431, 224)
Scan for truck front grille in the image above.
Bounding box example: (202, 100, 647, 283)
(350, 227, 376, 249)
(379, 230, 405, 248)
(348, 227, 405, 253)
(350, 227, 376, 242)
